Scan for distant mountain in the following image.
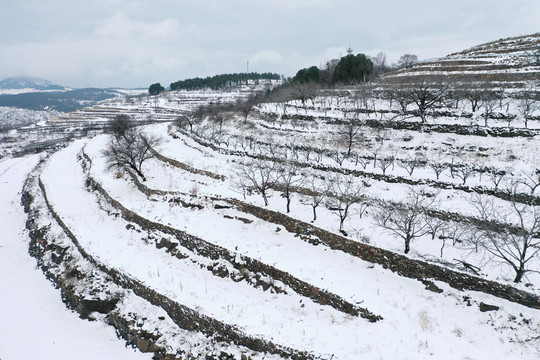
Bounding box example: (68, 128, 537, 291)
(0, 88, 125, 112)
(0, 76, 70, 94)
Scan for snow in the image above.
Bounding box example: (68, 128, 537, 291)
(0, 155, 150, 360)
(35, 131, 535, 359)
(1, 55, 539, 358)
(140, 122, 539, 287)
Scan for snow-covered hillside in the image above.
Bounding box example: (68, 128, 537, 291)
(383, 33, 540, 87)
(0, 107, 59, 130)
(1, 37, 539, 360)
(0, 155, 151, 360)
(6, 77, 537, 358)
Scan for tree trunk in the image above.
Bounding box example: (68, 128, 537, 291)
(513, 266, 525, 283)
(404, 237, 411, 254)
(312, 206, 317, 222)
(131, 165, 146, 182)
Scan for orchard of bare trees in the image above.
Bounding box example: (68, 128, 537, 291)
(165, 71, 539, 285)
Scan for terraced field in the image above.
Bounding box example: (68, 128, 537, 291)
(15, 39, 540, 358)
(383, 33, 540, 87)
(21, 100, 540, 359)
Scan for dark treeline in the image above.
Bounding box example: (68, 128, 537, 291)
(170, 72, 281, 91)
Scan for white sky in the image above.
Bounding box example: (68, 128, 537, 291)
(0, 0, 538, 88)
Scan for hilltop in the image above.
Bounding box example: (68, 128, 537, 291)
(382, 33, 540, 87)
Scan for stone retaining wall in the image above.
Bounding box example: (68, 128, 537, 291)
(21, 164, 183, 359)
(81, 151, 379, 321)
(226, 199, 539, 309)
(35, 174, 315, 359)
(151, 135, 540, 308)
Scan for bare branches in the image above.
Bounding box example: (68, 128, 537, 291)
(305, 174, 329, 222)
(102, 128, 161, 181)
(275, 161, 305, 213)
(405, 81, 448, 123)
(478, 91, 501, 127)
(341, 118, 364, 157)
(326, 174, 367, 234)
(467, 194, 540, 282)
(374, 188, 438, 254)
(233, 159, 277, 206)
(109, 114, 132, 140)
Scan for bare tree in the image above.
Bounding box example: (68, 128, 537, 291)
(397, 54, 418, 69)
(305, 174, 329, 222)
(341, 118, 363, 157)
(289, 81, 318, 106)
(454, 83, 485, 113)
(406, 81, 448, 123)
(377, 156, 394, 175)
(326, 174, 367, 234)
(468, 194, 540, 283)
(399, 154, 425, 177)
(374, 188, 438, 254)
(234, 159, 277, 206)
(440, 222, 469, 257)
(174, 113, 201, 134)
(355, 153, 371, 169)
(275, 161, 305, 213)
(110, 114, 132, 139)
(425, 216, 447, 241)
(329, 136, 347, 166)
(517, 84, 538, 128)
(102, 128, 160, 181)
(487, 169, 508, 191)
(454, 165, 475, 185)
(519, 169, 540, 195)
(371, 51, 391, 77)
(236, 96, 256, 124)
(478, 92, 500, 127)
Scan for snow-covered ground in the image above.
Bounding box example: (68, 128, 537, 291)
(0, 155, 150, 360)
(31, 130, 536, 359)
(142, 122, 540, 288)
(1, 64, 539, 358)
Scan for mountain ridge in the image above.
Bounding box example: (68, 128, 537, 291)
(0, 76, 71, 93)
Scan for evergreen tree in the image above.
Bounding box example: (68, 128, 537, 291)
(149, 83, 165, 95)
(333, 53, 373, 84)
(170, 73, 280, 91)
(293, 66, 320, 83)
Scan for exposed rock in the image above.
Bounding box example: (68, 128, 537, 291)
(479, 302, 500, 312)
(421, 280, 444, 294)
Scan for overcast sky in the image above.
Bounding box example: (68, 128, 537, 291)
(0, 0, 538, 89)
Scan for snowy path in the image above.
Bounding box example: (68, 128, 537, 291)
(0, 155, 150, 360)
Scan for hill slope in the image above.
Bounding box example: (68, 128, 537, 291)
(382, 33, 540, 87)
